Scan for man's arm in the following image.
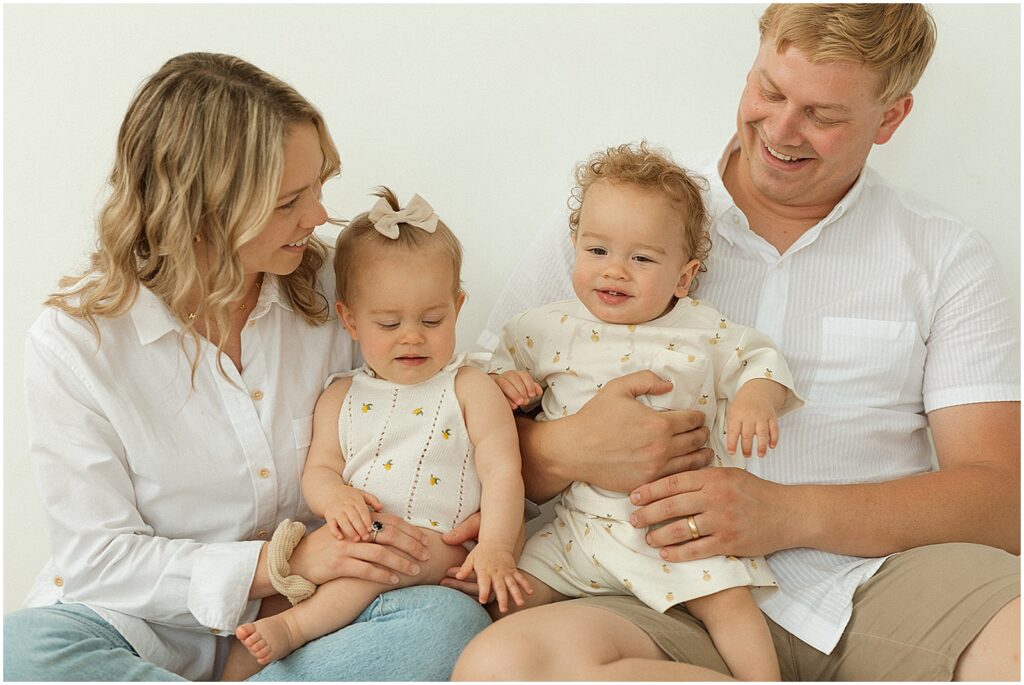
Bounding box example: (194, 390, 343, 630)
(631, 400, 1020, 560)
(516, 371, 714, 503)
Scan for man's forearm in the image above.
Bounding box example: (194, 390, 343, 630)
(516, 414, 573, 503)
(791, 464, 1019, 557)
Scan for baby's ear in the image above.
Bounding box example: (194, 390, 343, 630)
(337, 302, 358, 339)
(675, 259, 702, 298)
(455, 289, 467, 314)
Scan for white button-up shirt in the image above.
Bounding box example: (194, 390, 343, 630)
(23, 266, 354, 680)
(479, 137, 1020, 653)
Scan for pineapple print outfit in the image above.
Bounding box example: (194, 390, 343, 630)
(325, 354, 481, 534)
(490, 297, 803, 612)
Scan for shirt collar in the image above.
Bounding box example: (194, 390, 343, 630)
(131, 273, 293, 346)
(710, 134, 869, 251)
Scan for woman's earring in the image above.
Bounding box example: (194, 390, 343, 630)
(193, 234, 201, 243)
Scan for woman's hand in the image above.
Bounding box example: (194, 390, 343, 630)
(289, 512, 432, 586)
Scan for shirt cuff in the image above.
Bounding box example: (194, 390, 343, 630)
(187, 540, 265, 632)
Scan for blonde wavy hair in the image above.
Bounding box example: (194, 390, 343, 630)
(759, 3, 937, 105)
(47, 52, 340, 376)
(333, 187, 464, 305)
(568, 141, 712, 293)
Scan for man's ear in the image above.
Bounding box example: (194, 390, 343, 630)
(675, 259, 702, 298)
(875, 94, 913, 145)
(336, 301, 358, 340)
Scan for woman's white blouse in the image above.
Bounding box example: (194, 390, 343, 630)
(22, 268, 354, 680)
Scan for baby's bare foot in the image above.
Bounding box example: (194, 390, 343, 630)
(235, 616, 298, 665)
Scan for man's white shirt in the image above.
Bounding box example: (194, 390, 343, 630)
(479, 137, 1020, 653)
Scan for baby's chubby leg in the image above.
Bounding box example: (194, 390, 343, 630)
(236, 528, 468, 666)
(684, 586, 779, 681)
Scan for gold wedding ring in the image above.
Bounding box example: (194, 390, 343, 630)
(686, 515, 701, 540)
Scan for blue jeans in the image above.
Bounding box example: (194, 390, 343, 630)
(4, 586, 491, 681)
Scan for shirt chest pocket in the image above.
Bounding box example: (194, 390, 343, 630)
(809, 317, 920, 407)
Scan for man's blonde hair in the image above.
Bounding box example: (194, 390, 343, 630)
(333, 187, 464, 304)
(48, 52, 341, 377)
(568, 141, 712, 293)
(759, 3, 937, 104)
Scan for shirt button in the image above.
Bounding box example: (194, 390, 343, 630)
(209, 627, 220, 635)
(53, 575, 64, 587)
(247, 319, 256, 328)
(252, 390, 264, 401)
(256, 529, 269, 539)
(731, 214, 740, 224)
(258, 468, 271, 479)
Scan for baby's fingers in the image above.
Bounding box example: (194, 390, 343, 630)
(487, 574, 509, 612)
(477, 573, 494, 607)
(337, 514, 363, 541)
(755, 420, 769, 457)
(741, 420, 755, 457)
(361, 491, 384, 512)
(503, 573, 531, 607)
(726, 420, 740, 455)
(351, 507, 374, 538)
(495, 377, 525, 406)
(328, 519, 345, 541)
(513, 570, 533, 595)
(455, 556, 475, 581)
(769, 418, 780, 449)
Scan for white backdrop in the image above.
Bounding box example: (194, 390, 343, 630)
(4, 3, 1019, 611)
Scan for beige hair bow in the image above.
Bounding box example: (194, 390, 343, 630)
(368, 194, 439, 239)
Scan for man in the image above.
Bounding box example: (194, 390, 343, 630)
(447, 4, 1020, 680)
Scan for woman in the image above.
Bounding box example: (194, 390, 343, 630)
(3, 52, 490, 681)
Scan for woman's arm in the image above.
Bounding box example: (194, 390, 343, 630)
(25, 329, 430, 633)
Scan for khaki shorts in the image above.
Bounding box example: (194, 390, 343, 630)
(573, 543, 1019, 681)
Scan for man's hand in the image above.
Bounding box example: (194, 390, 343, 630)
(521, 371, 713, 499)
(628, 466, 799, 562)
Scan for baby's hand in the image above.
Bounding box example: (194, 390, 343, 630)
(323, 488, 383, 541)
(726, 386, 780, 458)
(456, 543, 532, 612)
(491, 370, 543, 410)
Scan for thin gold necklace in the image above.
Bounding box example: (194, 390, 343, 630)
(188, 275, 264, 321)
